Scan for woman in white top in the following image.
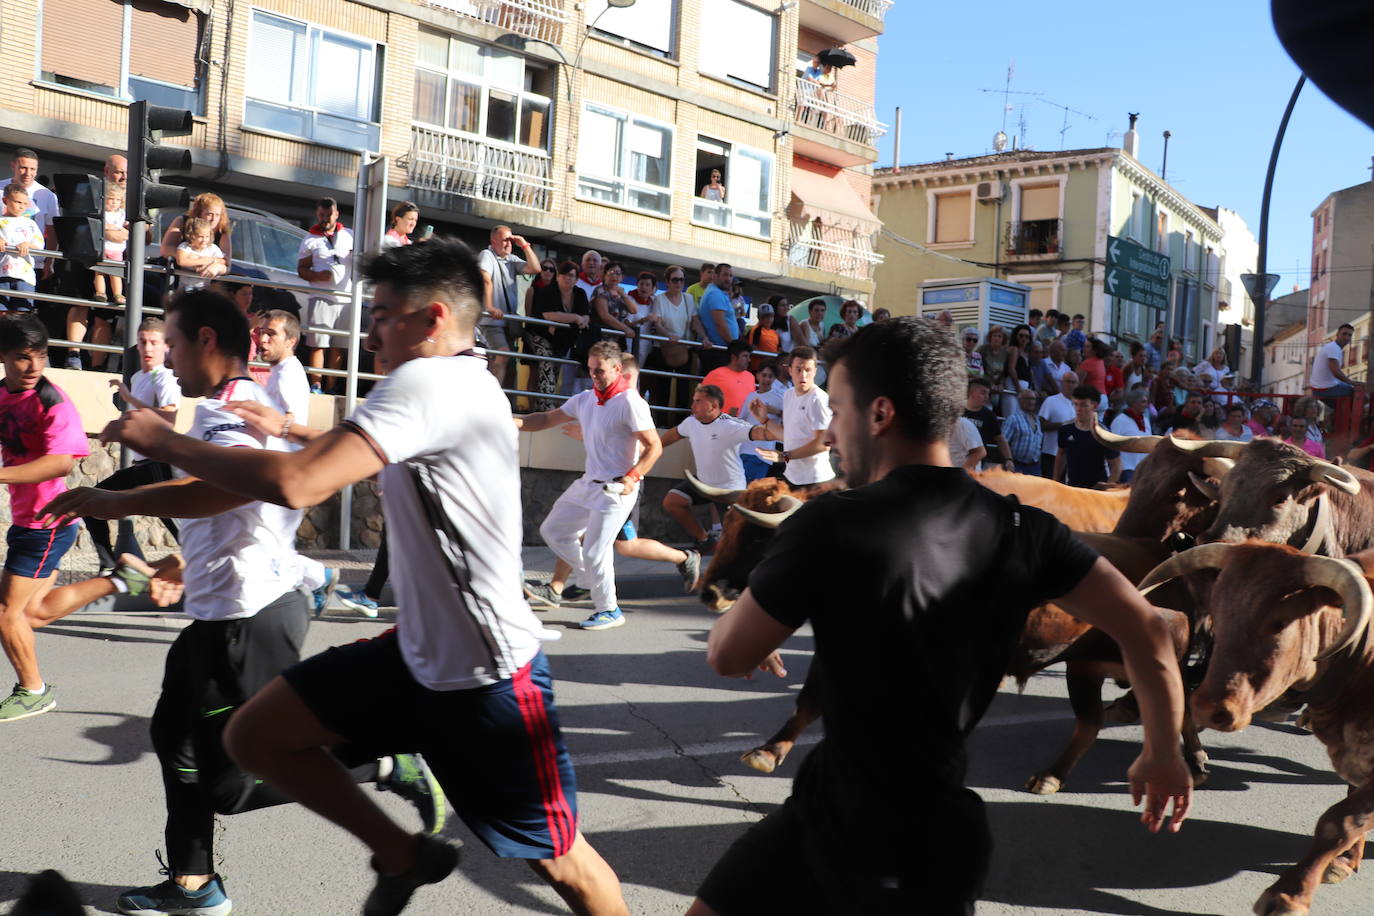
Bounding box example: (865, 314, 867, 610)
(790, 300, 828, 349)
(646, 264, 704, 412)
(700, 169, 726, 202)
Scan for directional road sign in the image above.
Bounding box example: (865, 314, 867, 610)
(1105, 266, 1170, 310)
(1107, 234, 1172, 309)
(1108, 235, 1171, 280)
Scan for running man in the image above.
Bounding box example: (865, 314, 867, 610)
(74, 241, 628, 916)
(750, 345, 834, 490)
(519, 340, 662, 631)
(690, 319, 1192, 915)
(42, 290, 444, 916)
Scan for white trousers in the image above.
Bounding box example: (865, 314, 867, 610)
(540, 477, 635, 612)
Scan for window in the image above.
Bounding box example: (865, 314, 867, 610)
(1130, 192, 1144, 242)
(577, 103, 673, 216)
(412, 29, 553, 152)
(929, 190, 973, 245)
(1155, 211, 1168, 254)
(245, 10, 383, 151)
(699, 0, 777, 91)
(587, 0, 676, 56)
(691, 137, 772, 238)
(40, 0, 205, 112)
(1010, 181, 1061, 255)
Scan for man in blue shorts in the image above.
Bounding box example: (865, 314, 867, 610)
(95, 239, 629, 915)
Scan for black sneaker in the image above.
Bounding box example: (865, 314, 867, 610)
(523, 581, 561, 608)
(559, 585, 593, 605)
(363, 834, 461, 916)
(677, 549, 702, 593)
(116, 854, 232, 916)
(694, 535, 718, 555)
(378, 754, 447, 835)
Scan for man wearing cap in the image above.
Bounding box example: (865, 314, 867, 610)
(1247, 400, 1277, 439)
(962, 328, 983, 377)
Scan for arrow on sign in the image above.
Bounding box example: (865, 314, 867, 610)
(1109, 240, 1121, 263)
(1107, 269, 1119, 294)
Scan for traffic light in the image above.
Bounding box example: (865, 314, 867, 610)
(127, 100, 193, 222)
(51, 173, 106, 268)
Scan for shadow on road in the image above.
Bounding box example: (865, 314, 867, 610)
(42, 710, 151, 767)
(0, 870, 128, 915)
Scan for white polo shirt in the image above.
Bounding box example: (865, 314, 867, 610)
(127, 365, 181, 462)
(782, 385, 834, 485)
(266, 355, 310, 451)
(675, 413, 752, 490)
(562, 386, 655, 482)
(348, 354, 542, 690)
(176, 378, 302, 622)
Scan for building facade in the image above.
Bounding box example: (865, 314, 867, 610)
(3, 0, 887, 302)
(1305, 180, 1374, 379)
(871, 138, 1240, 365)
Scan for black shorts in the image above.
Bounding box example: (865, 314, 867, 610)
(283, 631, 578, 860)
(667, 479, 711, 506)
(697, 796, 976, 916)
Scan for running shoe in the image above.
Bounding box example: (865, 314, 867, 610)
(109, 561, 151, 597)
(378, 754, 448, 836)
(559, 585, 592, 605)
(0, 683, 56, 722)
(64, 354, 82, 371)
(312, 568, 340, 617)
(677, 549, 701, 593)
(336, 585, 380, 618)
(116, 859, 231, 916)
(310, 383, 323, 395)
(694, 534, 718, 555)
(524, 581, 562, 608)
(363, 834, 461, 916)
(579, 608, 625, 630)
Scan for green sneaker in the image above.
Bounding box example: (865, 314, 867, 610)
(110, 562, 151, 597)
(378, 754, 448, 836)
(0, 683, 56, 722)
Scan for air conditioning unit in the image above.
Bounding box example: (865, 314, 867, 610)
(975, 181, 1004, 203)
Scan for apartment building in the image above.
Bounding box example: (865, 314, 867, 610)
(871, 128, 1250, 366)
(1306, 181, 1374, 370)
(3, 0, 887, 301)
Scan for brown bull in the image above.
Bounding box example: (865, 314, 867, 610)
(1139, 542, 1374, 916)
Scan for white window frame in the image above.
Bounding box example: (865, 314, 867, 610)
(411, 29, 553, 156)
(698, 0, 778, 93)
(691, 136, 774, 240)
(1129, 191, 1144, 243)
(925, 186, 976, 248)
(1009, 174, 1066, 223)
(1007, 272, 1060, 314)
(244, 8, 383, 152)
(575, 101, 675, 218)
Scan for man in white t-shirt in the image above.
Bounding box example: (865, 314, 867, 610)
(749, 345, 834, 489)
(520, 340, 663, 631)
(477, 224, 539, 386)
(1310, 322, 1363, 401)
(1038, 369, 1079, 478)
(87, 245, 630, 916)
(575, 249, 602, 301)
(660, 384, 772, 548)
(947, 416, 986, 470)
(0, 148, 59, 277)
(739, 362, 785, 481)
(297, 197, 354, 395)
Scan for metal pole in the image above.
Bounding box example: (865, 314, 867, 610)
(1248, 74, 1306, 386)
(337, 153, 371, 551)
(892, 107, 902, 174)
(120, 218, 146, 470)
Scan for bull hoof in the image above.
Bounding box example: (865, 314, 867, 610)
(740, 748, 779, 774)
(1103, 695, 1140, 724)
(1024, 772, 1062, 795)
(1253, 889, 1309, 915)
(1322, 858, 1356, 885)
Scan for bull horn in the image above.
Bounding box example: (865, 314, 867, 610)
(1137, 543, 1235, 595)
(730, 496, 804, 529)
(1165, 436, 1246, 458)
(1202, 457, 1235, 479)
(1297, 555, 1374, 659)
(1307, 461, 1361, 496)
(1092, 424, 1162, 453)
(684, 470, 745, 505)
(1188, 472, 1220, 502)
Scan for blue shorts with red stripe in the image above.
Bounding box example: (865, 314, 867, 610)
(5, 523, 78, 578)
(282, 632, 578, 860)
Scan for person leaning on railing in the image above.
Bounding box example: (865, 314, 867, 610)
(160, 193, 233, 280)
(528, 260, 590, 407)
(643, 264, 704, 412)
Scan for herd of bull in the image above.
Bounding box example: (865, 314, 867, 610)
(682, 427, 1374, 916)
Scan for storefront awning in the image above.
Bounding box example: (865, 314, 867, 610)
(788, 168, 881, 234)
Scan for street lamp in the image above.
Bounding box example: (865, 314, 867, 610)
(494, 0, 637, 102)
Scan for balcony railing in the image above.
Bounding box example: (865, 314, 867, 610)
(418, 0, 566, 44)
(1006, 218, 1063, 258)
(839, 0, 893, 19)
(792, 77, 887, 147)
(787, 219, 883, 282)
(406, 125, 555, 212)
(692, 198, 772, 240)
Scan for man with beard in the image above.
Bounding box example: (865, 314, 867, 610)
(688, 317, 1193, 916)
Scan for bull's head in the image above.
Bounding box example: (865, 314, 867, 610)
(686, 472, 805, 613)
(1139, 542, 1373, 731)
(1199, 438, 1361, 552)
(1094, 427, 1233, 541)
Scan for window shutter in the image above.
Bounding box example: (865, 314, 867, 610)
(1020, 184, 1059, 222)
(42, 0, 124, 89)
(586, 0, 674, 52)
(129, 0, 200, 87)
(248, 12, 307, 104)
(934, 191, 970, 243)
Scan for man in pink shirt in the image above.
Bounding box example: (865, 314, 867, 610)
(1286, 416, 1325, 458)
(1247, 400, 1277, 439)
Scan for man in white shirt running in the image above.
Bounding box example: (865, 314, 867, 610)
(80, 243, 629, 916)
(519, 340, 662, 631)
(749, 345, 834, 490)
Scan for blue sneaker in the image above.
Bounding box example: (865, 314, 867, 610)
(579, 608, 625, 630)
(310, 383, 323, 395)
(116, 859, 232, 916)
(312, 568, 340, 617)
(337, 586, 380, 618)
(378, 753, 447, 836)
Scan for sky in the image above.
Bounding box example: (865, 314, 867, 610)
(871, 1, 1374, 295)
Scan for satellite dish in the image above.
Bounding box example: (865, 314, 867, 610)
(993, 131, 1008, 152)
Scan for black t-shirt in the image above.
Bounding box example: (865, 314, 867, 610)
(963, 406, 1002, 460)
(748, 466, 1097, 890)
(530, 283, 589, 356)
(1057, 424, 1119, 487)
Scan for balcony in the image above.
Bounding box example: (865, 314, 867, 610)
(405, 125, 555, 212)
(692, 198, 772, 240)
(793, 77, 886, 147)
(417, 0, 566, 44)
(1005, 218, 1063, 260)
(799, 0, 889, 43)
(787, 219, 883, 282)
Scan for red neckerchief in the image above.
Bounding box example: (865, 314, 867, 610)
(630, 289, 653, 305)
(309, 222, 345, 240)
(579, 271, 600, 286)
(594, 374, 631, 406)
(1125, 408, 1147, 431)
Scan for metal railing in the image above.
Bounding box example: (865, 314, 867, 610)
(406, 125, 555, 211)
(838, 0, 893, 19)
(786, 220, 883, 281)
(417, 0, 566, 43)
(691, 198, 772, 239)
(792, 76, 887, 146)
(1006, 218, 1063, 258)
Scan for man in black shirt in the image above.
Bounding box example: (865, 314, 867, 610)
(690, 319, 1192, 916)
(1054, 384, 1121, 487)
(963, 377, 1013, 471)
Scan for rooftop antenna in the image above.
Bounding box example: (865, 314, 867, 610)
(976, 60, 1043, 139)
(1035, 97, 1099, 149)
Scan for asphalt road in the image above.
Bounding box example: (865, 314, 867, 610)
(0, 554, 1368, 915)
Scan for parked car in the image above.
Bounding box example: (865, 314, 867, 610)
(150, 203, 311, 311)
